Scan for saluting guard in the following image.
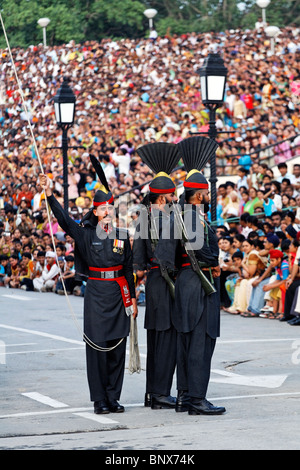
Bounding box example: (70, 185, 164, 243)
(39, 155, 137, 415)
(133, 142, 180, 410)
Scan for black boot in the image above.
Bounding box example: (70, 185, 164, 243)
(151, 394, 176, 410)
(144, 392, 152, 407)
(175, 390, 190, 412)
(188, 398, 226, 415)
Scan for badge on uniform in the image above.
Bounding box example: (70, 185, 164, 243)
(113, 239, 124, 254)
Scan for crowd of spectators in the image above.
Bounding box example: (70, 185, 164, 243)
(217, 160, 300, 324)
(0, 25, 300, 319)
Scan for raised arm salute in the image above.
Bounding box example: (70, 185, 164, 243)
(39, 155, 137, 415)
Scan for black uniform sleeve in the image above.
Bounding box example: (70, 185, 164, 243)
(47, 194, 83, 243)
(154, 214, 178, 270)
(195, 224, 219, 267)
(132, 235, 148, 271)
(123, 235, 136, 299)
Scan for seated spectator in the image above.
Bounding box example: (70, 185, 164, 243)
(261, 250, 289, 319)
(19, 252, 36, 291)
(256, 188, 276, 216)
(33, 251, 59, 292)
(285, 224, 298, 241)
(0, 254, 9, 286)
(232, 234, 245, 251)
(3, 254, 20, 288)
(281, 239, 300, 322)
(224, 251, 244, 306)
(55, 254, 81, 295)
(271, 211, 283, 232)
(226, 238, 268, 315)
(219, 236, 237, 309)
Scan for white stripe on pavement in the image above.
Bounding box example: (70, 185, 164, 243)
(74, 412, 119, 424)
(2, 391, 300, 420)
(1, 294, 35, 301)
(22, 392, 69, 408)
(0, 324, 83, 345)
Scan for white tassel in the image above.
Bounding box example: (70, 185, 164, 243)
(128, 315, 141, 374)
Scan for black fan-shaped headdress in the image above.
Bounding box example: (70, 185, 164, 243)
(177, 136, 218, 172)
(137, 142, 180, 194)
(89, 154, 113, 206)
(177, 136, 218, 190)
(137, 142, 180, 175)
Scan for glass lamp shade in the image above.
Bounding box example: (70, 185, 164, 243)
(265, 25, 280, 37)
(256, 0, 270, 8)
(143, 9, 158, 19)
(37, 17, 50, 28)
(198, 54, 227, 105)
(53, 77, 76, 126)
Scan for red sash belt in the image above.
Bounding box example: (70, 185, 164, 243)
(149, 257, 159, 270)
(88, 265, 132, 309)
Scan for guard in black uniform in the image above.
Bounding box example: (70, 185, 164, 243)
(133, 142, 180, 410)
(154, 136, 226, 415)
(39, 156, 137, 415)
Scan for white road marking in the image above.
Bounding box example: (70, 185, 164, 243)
(1, 294, 35, 301)
(0, 324, 83, 345)
(1, 323, 297, 347)
(218, 338, 300, 344)
(211, 369, 288, 388)
(1, 392, 300, 420)
(22, 392, 69, 408)
(74, 412, 119, 424)
(0, 407, 92, 419)
(0, 346, 84, 356)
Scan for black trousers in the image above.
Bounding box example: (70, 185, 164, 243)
(284, 279, 300, 318)
(176, 312, 216, 399)
(85, 337, 127, 402)
(146, 327, 177, 396)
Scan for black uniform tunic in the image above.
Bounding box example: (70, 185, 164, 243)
(154, 206, 220, 399)
(47, 195, 135, 402)
(133, 209, 176, 396)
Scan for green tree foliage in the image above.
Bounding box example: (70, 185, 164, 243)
(0, 0, 298, 48)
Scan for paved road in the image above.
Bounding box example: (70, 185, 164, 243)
(0, 286, 300, 452)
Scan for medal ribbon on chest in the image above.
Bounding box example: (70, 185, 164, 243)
(113, 239, 124, 254)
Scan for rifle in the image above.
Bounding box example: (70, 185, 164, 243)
(150, 210, 175, 300)
(172, 203, 216, 296)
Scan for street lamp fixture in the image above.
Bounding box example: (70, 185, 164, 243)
(143, 8, 158, 29)
(197, 53, 227, 223)
(53, 77, 76, 211)
(265, 26, 280, 55)
(37, 17, 50, 47)
(256, 0, 270, 26)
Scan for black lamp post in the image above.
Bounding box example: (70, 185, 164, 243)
(197, 53, 227, 223)
(53, 77, 76, 211)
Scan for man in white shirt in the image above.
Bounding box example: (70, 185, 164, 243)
(276, 162, 296, 185)
(111, 146, 131, 176)
(33, 251, 59, 292)
(101, 155, 116, 180)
